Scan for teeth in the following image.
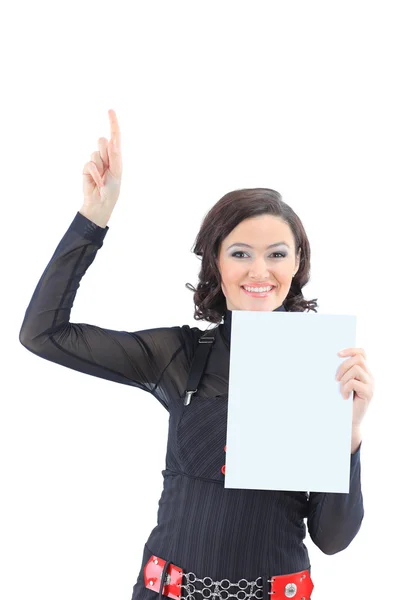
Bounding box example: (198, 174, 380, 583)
(243, 286, 274, 293)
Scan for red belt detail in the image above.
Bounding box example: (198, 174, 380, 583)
(144, 554, 314, 599)
(144, 555, 183, 600)
(270, 569, 314, 598)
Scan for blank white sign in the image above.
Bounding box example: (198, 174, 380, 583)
(224, 310, 357, 493)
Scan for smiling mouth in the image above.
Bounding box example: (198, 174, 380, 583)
(241, 286, 276, 297)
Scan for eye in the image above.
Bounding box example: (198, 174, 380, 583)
(231, 251, 248, 258)
(231, 251, 286, 259)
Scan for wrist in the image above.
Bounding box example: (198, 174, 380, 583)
(351, 425, 362, 454)
(79, 206, 110, 229)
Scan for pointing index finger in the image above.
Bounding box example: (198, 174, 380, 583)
(108, 108, 121, 148)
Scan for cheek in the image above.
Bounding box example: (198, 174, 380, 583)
(222, 263, 244, 284)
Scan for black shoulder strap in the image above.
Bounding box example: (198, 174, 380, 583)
(183, 327, 218, 406)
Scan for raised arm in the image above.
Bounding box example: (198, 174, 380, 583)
(19, 211, 189, 410)
(19, 110, 190, 411)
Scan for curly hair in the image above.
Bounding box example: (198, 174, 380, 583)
(185, 188, 318, 324)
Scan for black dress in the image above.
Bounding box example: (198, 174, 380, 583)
(19, 211, 364, 599)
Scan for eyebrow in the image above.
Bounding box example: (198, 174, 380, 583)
(226, 242, 290, 250)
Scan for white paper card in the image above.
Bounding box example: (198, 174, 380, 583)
(224, 310, 357, 493)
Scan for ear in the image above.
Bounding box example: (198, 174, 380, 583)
(295, 247, 301, 273)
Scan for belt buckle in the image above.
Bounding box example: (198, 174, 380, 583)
(269, 569, 314, 599)
(144, 555, 183, 600)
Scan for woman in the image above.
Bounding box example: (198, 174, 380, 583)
(19, 109, 374, 600)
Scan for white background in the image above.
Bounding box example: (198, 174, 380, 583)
(2, 1, 399, 599)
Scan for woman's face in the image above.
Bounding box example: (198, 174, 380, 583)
(216, 215, 301, 312)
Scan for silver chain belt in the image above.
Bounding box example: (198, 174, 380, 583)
(179, 571, 264, 600)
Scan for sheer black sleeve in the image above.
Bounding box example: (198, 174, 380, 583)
(306, 441, 364, 554)
(19, 211, 191, 411)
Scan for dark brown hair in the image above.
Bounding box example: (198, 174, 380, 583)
(185, 188, 318, 324)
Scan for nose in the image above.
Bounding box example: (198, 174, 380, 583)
(249, 257, 271, 279)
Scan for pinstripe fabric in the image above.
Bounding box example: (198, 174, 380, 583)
(19, 211, 364, 600)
